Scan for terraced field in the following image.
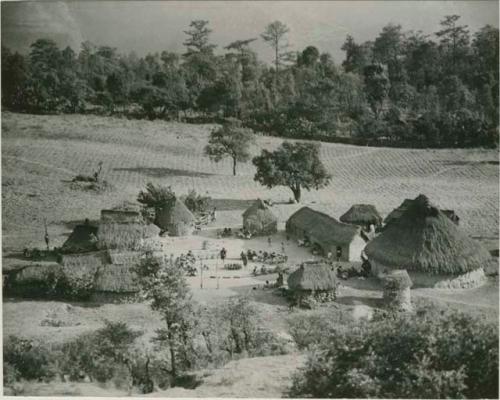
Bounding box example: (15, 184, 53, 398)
(2, 111, 498, 253)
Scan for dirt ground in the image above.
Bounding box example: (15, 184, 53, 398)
(2, 111, 498, 396)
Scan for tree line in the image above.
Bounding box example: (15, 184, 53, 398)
(2, 16, 498, 148)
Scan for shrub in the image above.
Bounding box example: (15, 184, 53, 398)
(286, 307, 356, 350)
(182, 189, 211, 214)
(288, 306, 499, 398)
(59, 320, 142, 383)
(3, 336, 56, 382)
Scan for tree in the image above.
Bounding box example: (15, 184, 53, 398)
(341, 35, 371, 74)
(183, 20, 217, 56)
(261, 20, 293, 97)
(204, 123, 254, 175)
(252, 141, 331, 202)
(134, 254, 195, 384)
(435, 15, 470, 76)
(363, 63, 389, 118)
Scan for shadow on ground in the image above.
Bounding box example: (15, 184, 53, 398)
(113, 166, 214, 178)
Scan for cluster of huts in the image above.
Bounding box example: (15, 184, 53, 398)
(242, 194, 493, 295)
(7, 193, 494, 301)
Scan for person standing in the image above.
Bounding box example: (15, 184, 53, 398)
(220, 247, 227, 263)
(241, 251, 248, 268)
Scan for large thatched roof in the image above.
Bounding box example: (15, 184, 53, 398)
(340, 204, 382, 227)
(287, 262, 337, 291)
(287, 207, 360, 245)
(61, 225, 98, 254)
(385, 199, 459, 226)
(365, 195, 491, 275)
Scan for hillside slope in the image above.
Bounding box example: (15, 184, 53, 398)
(2, 112, 498, 252)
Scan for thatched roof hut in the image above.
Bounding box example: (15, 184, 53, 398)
(242, 199, 278, 236)
(156, 198, 195, 236)
(98, 202, 145, 251)
(287, 262, 338, 292)
(340, 204, 382, 229)
(61, 224, 98, 254)
(365, 194, 490, 288)
(385, 199, 459, 226)
(94, 251, 141, 293)
(286, 207, 365, 261)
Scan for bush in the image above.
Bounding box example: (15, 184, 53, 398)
(288, 306, 499, 398)
(59, 320, 142, 383)
(286, 307, 356, 350)
(3, 336, 56, 382)
(182, 189, 211, 214)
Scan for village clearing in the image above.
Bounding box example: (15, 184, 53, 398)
(2, 111, 499, 396)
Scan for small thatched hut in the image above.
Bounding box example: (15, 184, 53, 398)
(242, 199, 278, 236)
(286, 207, 366, 261)
(93, 251, 142, 293)
(61, 224, 98, 254)
(365, 194, 490, 288)
(155, 198, 195, 236)
(98, 203, 144, 250)
(287, 262, 338, 307)
(382, 269, 413, 312)
(340, 204, 382, 231)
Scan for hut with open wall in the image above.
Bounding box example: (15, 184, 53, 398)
(365, 194, 490, 289)
(155, 198, 195, 236)
(242, 199, 278, 236)
(384, 199, 460, 227)
(287, 262, 338, 306)
(98, 203, 144, 251)
(340, 204, 382, 231)
(61, 224, 98, 254)
(286, 207, 366, 261)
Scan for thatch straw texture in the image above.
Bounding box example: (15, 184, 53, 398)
(61, 251, 108, 285)
(156, 198, 195, 236)
(242, 199, 278, 235)
(61, 225, 98, 254)
(11, 263, 63, 284)
(340, 204, 382, 227)
(94, 264, 138, 292)
(286, 207, 360, 246)
(385, 200, 460, 226)
(108, 250, 141, 266)
(97, 222, 144, 251)
(365, 195, 491, 275)
(101, 209, 142, 224)
(287, 263, 337, 291)
(143, 223, 161, 239)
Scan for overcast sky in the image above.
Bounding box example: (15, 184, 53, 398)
(2, 1, 498, 63)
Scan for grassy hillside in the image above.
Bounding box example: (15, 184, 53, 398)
(2, 111, 498, 254)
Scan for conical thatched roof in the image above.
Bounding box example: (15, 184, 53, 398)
(340, 204, 382, 227)
(287, 262, 338, 291)
(287, 207, 360, 245)
(384, 199, 413, 225)
(385, 199, 459, 226)
(365, 195, 491, 275)
(163, 198, 195, 225)
(242, 199, 275, 219)
(61, 225, 98, 253)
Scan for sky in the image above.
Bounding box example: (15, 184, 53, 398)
(2, 1, 498, 64)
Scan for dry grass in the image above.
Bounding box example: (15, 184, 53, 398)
(2, 112, 498, 254)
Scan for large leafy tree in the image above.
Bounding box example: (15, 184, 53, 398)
(134, 254, 195, 384)
(252, 141, 331, 202)
(204, 123, 255, 175)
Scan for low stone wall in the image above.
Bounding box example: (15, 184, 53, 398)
(371, 260, 487, 289)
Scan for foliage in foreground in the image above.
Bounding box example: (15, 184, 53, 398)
(288, 307, 499, 399)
